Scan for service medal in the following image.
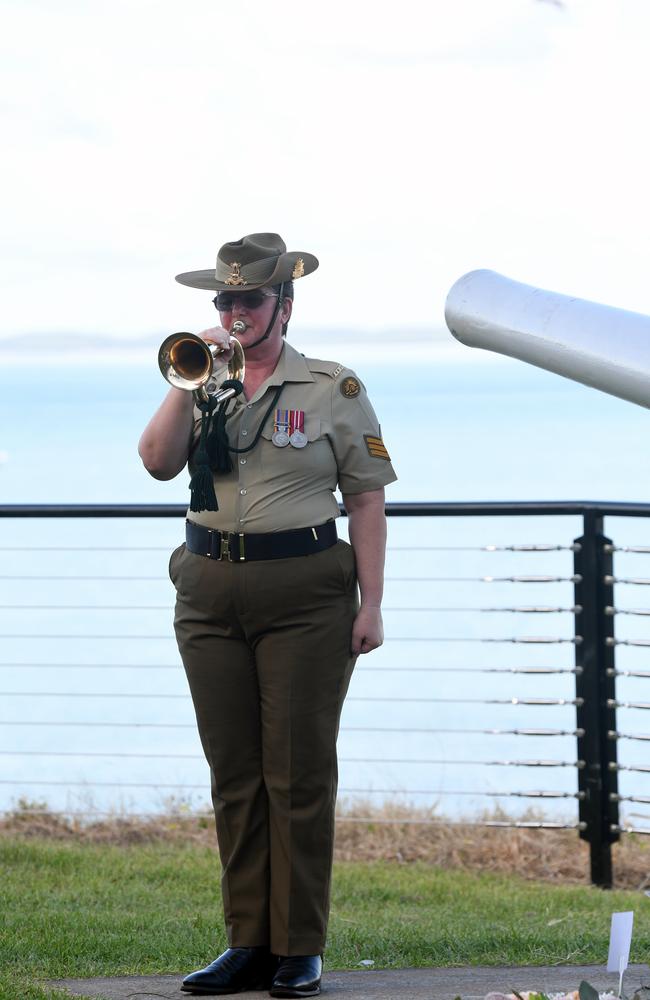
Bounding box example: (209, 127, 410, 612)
(289, 430, 308, 448)
(272, 408, 291, 447)
(288, 409, 307, 448)
(272, 429, 290, 447)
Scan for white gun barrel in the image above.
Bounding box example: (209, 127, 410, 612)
(445, 269, 650, 409)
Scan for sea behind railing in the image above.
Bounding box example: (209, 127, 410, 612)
(1, 328, 649, 824)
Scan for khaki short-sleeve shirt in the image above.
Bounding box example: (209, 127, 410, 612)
(186, 342, 397, 532)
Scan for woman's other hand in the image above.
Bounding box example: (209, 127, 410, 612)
(351, 604, 384, 655)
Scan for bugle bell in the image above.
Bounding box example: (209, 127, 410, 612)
(158, 320, 246, 404)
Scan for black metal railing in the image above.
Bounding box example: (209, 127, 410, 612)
(1, 501, 649, 887)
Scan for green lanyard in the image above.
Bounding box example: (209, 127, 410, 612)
(227, 383, 285, 454)
(190, 383, 287, 513)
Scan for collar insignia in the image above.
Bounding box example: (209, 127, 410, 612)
(225, 262, 247, 286)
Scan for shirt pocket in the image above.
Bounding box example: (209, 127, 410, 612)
(260, 414, 322, 445)
(259, 417, 336, 483)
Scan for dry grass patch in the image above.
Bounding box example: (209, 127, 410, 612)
(2, 798, 649, 889)
(334, 801, 650, 890)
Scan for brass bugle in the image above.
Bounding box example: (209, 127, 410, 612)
(158, 320, 246, 404)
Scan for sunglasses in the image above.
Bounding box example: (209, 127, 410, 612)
(213, 290, 278, 312)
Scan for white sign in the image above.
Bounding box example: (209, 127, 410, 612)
(607, 910, 634, 979)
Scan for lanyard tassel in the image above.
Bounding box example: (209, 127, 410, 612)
(206, 379, 243, 475)
(189, 397, 219, 513)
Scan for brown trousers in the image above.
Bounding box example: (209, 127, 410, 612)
(169, 538, 359, 956)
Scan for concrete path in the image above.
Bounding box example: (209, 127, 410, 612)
(49, 963, 649, 999)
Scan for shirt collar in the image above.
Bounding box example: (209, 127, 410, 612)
(236, 341, 315, 407)
(265, 341, 315, 387)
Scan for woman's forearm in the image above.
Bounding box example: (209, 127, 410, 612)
(342, 489, 387, 607)
(138, 387, 196, 481)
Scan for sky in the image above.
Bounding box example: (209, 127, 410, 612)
(2, 0, 650, 340)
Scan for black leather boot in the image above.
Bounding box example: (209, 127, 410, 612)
(269, 954, 322, 998)
(181, 946, 277, 995)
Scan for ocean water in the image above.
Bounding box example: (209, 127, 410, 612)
(1, 345, 649, 824)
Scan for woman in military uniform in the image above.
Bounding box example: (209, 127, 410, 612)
(138, 233, 397, 998)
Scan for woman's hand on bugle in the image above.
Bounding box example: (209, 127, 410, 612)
(199, 325, 235, 364)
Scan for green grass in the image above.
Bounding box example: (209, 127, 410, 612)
(2, 837, 649, 999)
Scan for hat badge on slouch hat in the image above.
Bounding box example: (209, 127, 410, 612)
(224, 262, 247, 286)
(175, 233, 319, 291)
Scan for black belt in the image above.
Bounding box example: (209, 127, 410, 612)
(185, 519, 338, 563)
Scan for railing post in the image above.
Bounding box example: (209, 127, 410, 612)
(574, 512, 619, 887)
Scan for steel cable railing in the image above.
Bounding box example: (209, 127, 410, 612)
(0, 662, 582, 674)
(600, 534, 650, 847)
(1, 501, 650, 885)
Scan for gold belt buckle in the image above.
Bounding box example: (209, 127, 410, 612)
(219, 534, 232, 561)
(217, 532, 246, 562)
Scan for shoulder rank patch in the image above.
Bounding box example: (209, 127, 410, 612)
(340, 376, 361, 398)
(364, 434, 391, 461)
